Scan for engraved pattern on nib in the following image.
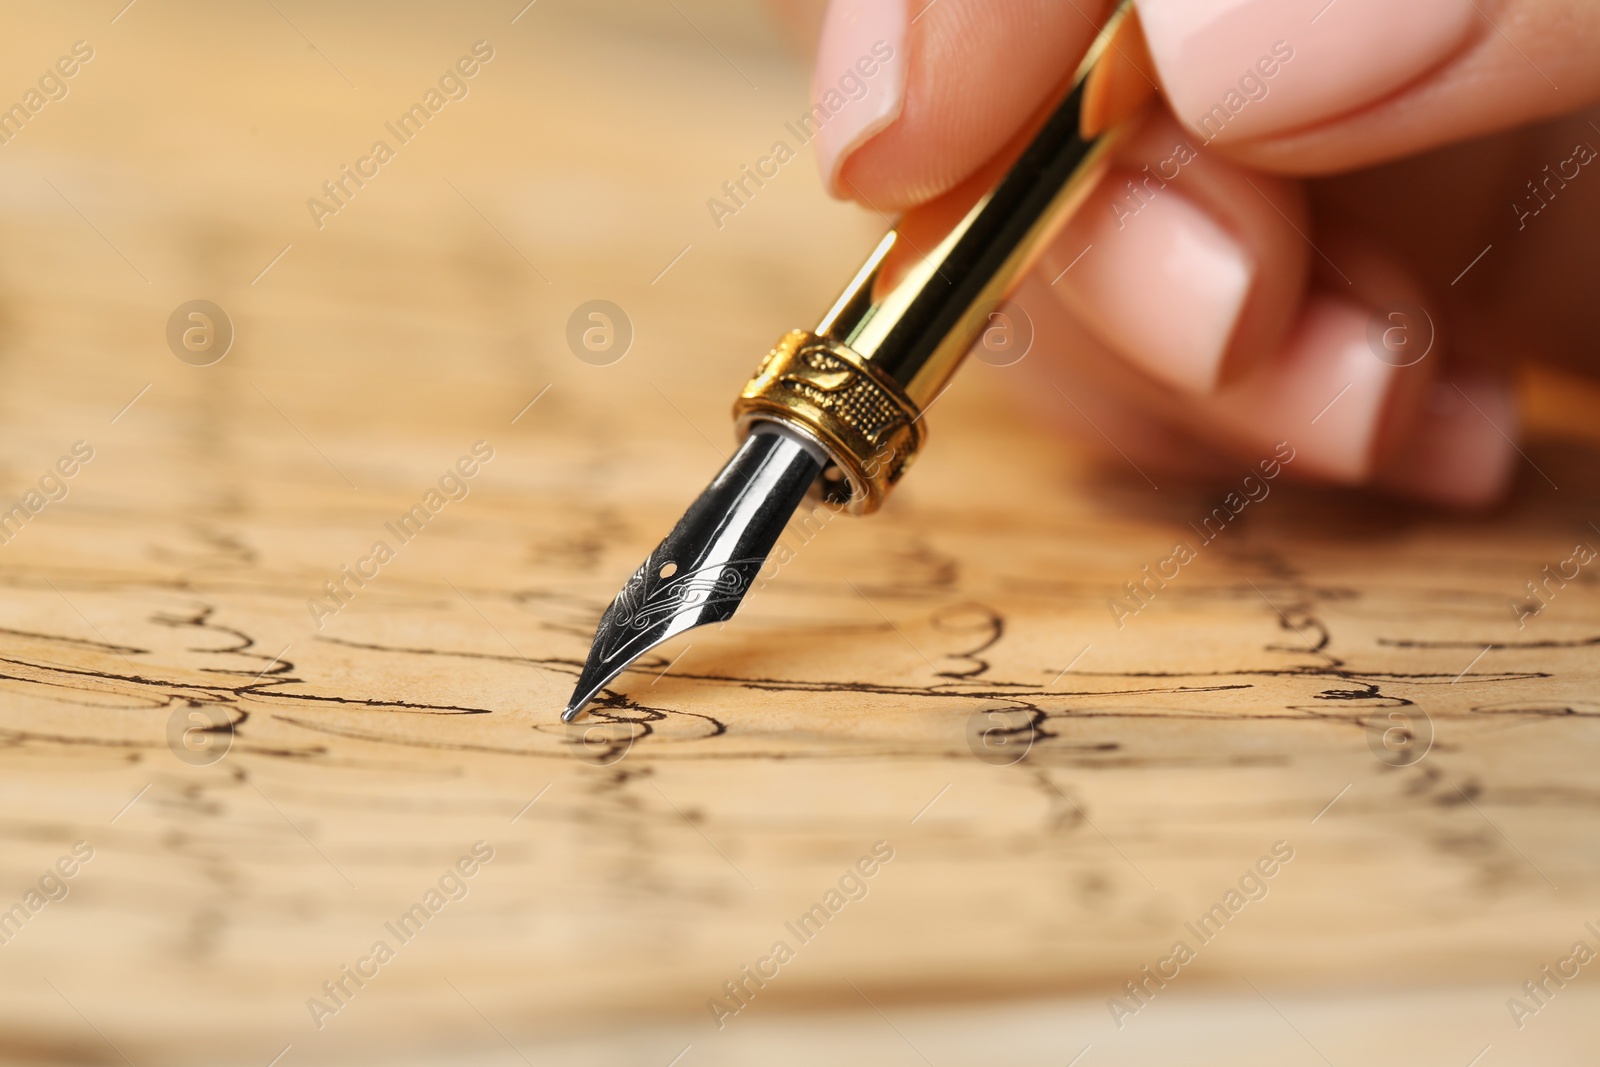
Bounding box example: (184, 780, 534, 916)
(779, 346, 905, 444)
(594, 551, 766, 666)
(567, 426, 825, 720)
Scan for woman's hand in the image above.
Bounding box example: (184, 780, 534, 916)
(810, 0, 1600, 506)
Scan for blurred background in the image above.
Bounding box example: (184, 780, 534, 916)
(0, 1, 1596, 1064)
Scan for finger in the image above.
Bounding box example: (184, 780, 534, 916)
(1004, 293, 1246, 484)
(1015, 324, 1518, 510)
(1196, 222, 1523, 507)
(812, 0, 1111, 208)
(1010, 249, 1517, 504)
(1135, 0, 1600, 174)
(1372, 372, 1520, 509)
(1012, 273, 1399, 484)
(1038, 111, 1311, 394)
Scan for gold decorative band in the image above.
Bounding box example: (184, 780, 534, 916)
(732, 329, 925, 515)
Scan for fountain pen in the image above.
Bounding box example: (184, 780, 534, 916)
(565, 0, 1154, 720)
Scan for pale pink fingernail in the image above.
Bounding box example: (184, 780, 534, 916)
(812, 0, 908, 197)
(1049, 184, 1253, 393)
(1136, 0, 1476, 143)
(1210, 296, 1396, 482)
(1376, 375, 1518, 508)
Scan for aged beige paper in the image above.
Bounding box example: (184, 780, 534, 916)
(0, 3, 1595, 1065)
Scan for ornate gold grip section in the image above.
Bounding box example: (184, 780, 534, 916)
(733, 329, 925, 516)
(729, 1, 1144, 518)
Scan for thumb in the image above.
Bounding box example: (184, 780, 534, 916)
(1137, 0, 1600, 173)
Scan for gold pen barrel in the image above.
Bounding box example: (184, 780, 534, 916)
(734, 0, 1153, 513)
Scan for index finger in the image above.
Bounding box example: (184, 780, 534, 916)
(814, 0, 1115, 209)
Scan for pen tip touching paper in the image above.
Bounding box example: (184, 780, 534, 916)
(561, 425, 824, 721)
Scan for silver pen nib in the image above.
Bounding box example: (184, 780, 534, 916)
(563, 425, 824, 720)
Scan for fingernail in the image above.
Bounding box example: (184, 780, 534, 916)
(1048, 180, 1253, 393)
(812, 0, 909, 197)
(1211, 296, 1397, 482)
(1137, 0, 1475, 143)
(1376, 375, 1518, 508)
